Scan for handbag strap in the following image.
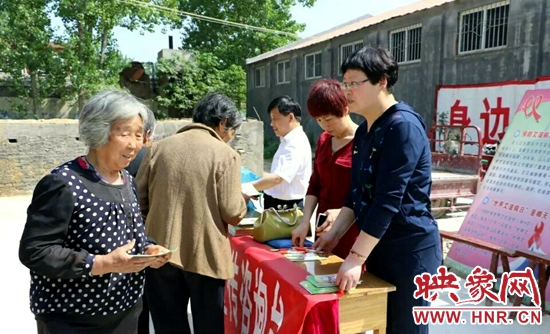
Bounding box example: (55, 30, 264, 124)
(264, 206, 300, 226)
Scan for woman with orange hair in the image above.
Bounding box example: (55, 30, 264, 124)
(291, 79, 359, 259)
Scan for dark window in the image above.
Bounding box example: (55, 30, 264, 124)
(305, 52, 322, 79)
(390, 25, 422, 63)
(459, 2, 509, 53)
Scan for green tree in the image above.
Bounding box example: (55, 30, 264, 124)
(0, 0, 64, 117)
(1, 0, 181, 115)
(51, 0, 180, 108)
(176, 0, 316, 68)
(155, 51, 246, 118)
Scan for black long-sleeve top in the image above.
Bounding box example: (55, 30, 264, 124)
(344, 102, 440, 253)
(19, 157, 149, 325)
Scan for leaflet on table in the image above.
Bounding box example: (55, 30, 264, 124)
(284, 252, 327, 262)
(300, 280, 340, 294)
(300, 276, 363, 294)
(306, 274, 363, 288)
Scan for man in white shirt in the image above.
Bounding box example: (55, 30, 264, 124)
(249, 96, 312, 209)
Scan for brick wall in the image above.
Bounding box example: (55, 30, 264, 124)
(0, 119, 263, 196)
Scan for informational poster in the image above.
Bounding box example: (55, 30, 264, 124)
(436, 77, 550, 154)
(445, 88, 550, 312)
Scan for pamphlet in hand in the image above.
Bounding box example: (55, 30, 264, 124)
(131, 246, 179, 259)
(241, 182, 261, 197)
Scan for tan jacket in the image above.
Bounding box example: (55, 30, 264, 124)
(136, 123, 247, 279)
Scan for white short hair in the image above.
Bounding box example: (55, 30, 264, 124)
(79, 89, 151, 149)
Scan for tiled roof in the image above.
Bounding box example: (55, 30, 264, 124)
(246, 0, 455, 64)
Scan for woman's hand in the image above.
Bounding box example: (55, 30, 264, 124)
(291, 221, 310, 247)
(315, 208, 341, 235)
(313, 228, 341, 254)
(336, 254, 364, 292)
(145, 244, 172, 269)
(91, 239, 156, 275)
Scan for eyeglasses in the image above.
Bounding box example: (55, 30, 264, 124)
(340, 78, 369, 90)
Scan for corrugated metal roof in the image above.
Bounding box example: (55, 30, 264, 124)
(246, 0, 455, 65)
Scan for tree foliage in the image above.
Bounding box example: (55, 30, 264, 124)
(0, 0, 181, 114)
(0, 1, 64, 117)
(177, 0, 316, 68)
(1, 0, 317, 119)
(51, 0, 180, 108)
(155, 51, 246, 118)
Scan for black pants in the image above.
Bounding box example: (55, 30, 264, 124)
(137, 288, 150, 334)
(263, 193, 303, 210)
(146, 263, 225, 334)
(367, 244, 442, 334)
(36, 299, 142, 334)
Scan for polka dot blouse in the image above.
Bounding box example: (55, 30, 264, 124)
(19, 157, 151, 322)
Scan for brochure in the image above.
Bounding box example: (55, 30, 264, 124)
(305, 274, 363, 288)
(283, 252, 327, 262)
(299, 280, 340, 294)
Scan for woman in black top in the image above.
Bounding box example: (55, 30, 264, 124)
(314, 47, 441, 333)
(19, 89, 171, 334)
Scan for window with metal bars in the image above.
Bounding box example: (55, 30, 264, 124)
(305, 52, 322, 79)
(340, 41, 364, 67)
(459, 1, 510, 53)
(389, 25, 422, 63)
(276, 60, 290, 84)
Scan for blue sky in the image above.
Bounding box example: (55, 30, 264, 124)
(59, 0, 420, 62)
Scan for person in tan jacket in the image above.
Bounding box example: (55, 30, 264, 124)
(136, 93, 247, 334)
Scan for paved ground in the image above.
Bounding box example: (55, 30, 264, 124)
(1, 196, 37, 333)
(2, 195, 548, 333)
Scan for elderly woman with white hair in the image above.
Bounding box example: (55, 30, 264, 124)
(126, 107, 156, 178)
(19, 89, 171, 334)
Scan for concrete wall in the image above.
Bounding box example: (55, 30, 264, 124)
(0, 119, 263, 196)
(246, 0, 549, 142)
(0, 98, 80, 119)
(0, 97, 161, 120)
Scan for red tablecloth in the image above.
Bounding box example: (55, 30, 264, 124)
(224, 236, 340, 334)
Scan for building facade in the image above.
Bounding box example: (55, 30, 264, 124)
(246, 0, 550, 143)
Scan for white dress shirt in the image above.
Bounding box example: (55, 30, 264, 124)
(265, 126, 312, 200)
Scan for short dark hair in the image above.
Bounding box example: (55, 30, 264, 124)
(341, 46, 399, 92)
(192, 92, 243, 130)
(307, 79, 348, 118)
(267, 95, 302, 121)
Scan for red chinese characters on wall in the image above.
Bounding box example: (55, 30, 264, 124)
(450, 100, 471, 126)
(449, 97, 510, 145)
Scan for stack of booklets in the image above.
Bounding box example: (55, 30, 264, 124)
(300, 274, 363, 295)
(300, 275, 341, 294)
(228, 211, 260, 236)
(228, 224, 254, 236)
(283, 251, 327, 262)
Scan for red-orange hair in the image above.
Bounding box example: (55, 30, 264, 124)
(306, 79, 347, 118)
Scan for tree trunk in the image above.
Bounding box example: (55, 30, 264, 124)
(78, 93, 85, 111)
(77, 22, 86, 112)
(99, 27, 109, 69)
(30, 70, 40, 118)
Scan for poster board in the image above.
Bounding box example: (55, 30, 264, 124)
(445, 88, 550, 311)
